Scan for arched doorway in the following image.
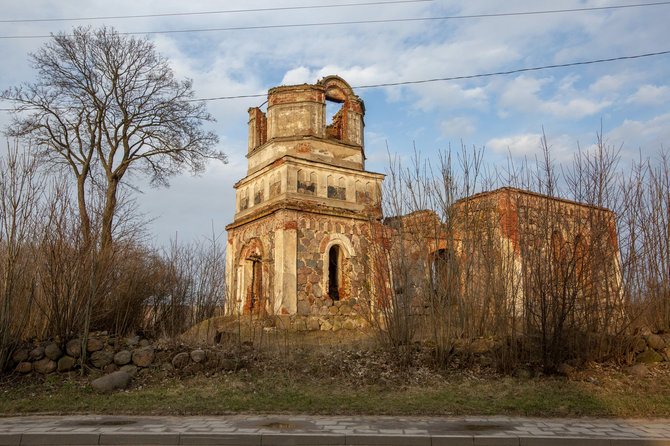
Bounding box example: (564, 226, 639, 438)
(238, 238, 266, 315)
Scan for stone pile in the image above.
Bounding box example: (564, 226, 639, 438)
(11, 334, 157, 377)
(10, 334, 234, 376)
(623, 332, 670, 376)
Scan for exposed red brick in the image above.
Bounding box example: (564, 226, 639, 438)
(295, 143, 311, 153)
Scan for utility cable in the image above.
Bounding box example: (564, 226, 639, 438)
(2, 1, 670, 39)
(2, 49, 668, 111)
(0, 0, 434, 24)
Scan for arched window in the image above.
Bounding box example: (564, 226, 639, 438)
(328, 245, 341, 300)
(551, 229, 565, 262)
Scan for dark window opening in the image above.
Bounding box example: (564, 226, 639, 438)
(297, 180, 315, 194)
(432, 249, 451, 290)
(328, 245, 340, 301)
(325, 98, 345, 141)
(327, 185, 346, 200)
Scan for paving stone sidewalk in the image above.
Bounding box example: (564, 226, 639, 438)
(0, 415, 669, 445)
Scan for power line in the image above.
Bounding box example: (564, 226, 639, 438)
(351, 50, 670, 89)
(2, 1, 670, 39)
(0, 0, 434, 24)
(2, 49, 668, 112)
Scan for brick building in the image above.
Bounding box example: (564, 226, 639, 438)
(225, 76, 384, 325)
(225, 76, 622, 332)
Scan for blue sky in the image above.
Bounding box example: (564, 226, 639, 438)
(1, 0, 669, 245)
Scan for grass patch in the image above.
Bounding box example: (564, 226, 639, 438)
(2, 364, 669, 417)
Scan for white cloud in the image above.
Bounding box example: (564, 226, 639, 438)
(440, 116, 476, 139)
(606, 112, 670, 154)
(486, 132, 575, 162)
(589, 73, 633, 94)
(281, 67, 314, 86)
(487, 133, 543, 157)
(626, 85, 670, 106)
(498, 75, 612, 119)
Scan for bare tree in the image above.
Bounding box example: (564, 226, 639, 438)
(3, 26, 225, 252)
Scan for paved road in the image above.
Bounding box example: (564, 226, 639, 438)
(0, 415, 669, 445)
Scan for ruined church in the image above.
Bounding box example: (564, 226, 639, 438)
(225, 76, 383, 327)
(225, 76, 622, 330)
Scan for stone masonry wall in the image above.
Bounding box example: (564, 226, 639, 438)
(293, 213, 373, 331)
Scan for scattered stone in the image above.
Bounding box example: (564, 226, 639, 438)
(220, 358, 237, 371)
(103, 364, 117, 374)
(66, 339, 82, 358)
(190, 349, 206, 363)
(90, 350, 114, 368)
(91, 371, 130, 393)
(57, 356, 76, 372)
(339, 305, 352, 315)
(646, 334, 665, 351)
(343, 320, 355, 330)
(557, 363, 575, 376)
(328, 306, 339, 315)
(15, 362, 32, 374)
(126, 336, 140, 347)
(33, 357, 57, 374)
(514, 367, 533, 379)
(139, 339, 150, 347)
(132, 346, 154, 367)
(172, 352, 190, 369)
(44, 343, 62, 360)
(87, 338, 104, 352)
(637, 349, 663, 364)
(626, 364, 649, 377)
(663, 347, 670, 362)
(160, 363, 174, 373)
(29, 346, 45, 361)
(114, 350, 132, 366)
(632, 336, 647, 353)
(12, 349, 29, 363)
(183, 362, 204, 375)
(470, 339, 494, 354)
(119, 365, 138, 377)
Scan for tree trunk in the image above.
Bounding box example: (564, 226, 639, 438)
(76, 173, 92, 248)
(100, 175, 120, 254)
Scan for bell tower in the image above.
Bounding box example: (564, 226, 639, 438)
(226, 76, 384, 325)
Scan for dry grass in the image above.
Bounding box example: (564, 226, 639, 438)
(1, 345, 669, 418)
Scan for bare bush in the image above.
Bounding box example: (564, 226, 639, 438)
(0, 141, 43, 370)
(146, 232, 226, 338)
(372, 130, 657, 372)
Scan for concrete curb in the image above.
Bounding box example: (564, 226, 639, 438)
(1, 433, 670, 446)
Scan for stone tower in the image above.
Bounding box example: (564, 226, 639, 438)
(225, 76, 384, 322)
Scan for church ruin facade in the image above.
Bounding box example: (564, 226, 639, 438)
(225, 76, 383, 328)
(225, 76, 623, 332)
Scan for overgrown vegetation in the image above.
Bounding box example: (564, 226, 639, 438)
(0, 25, 226, 372)
(1, 345, 669, 417)
(369, 133, 670, 373)
(0, 142, 226, 372)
